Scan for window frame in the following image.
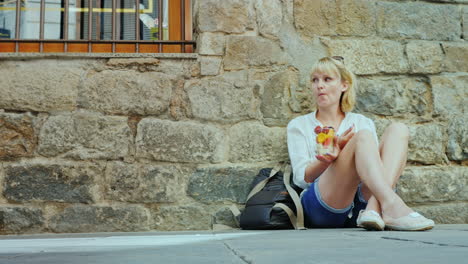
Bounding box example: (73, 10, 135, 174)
(0, 0, 194, 53)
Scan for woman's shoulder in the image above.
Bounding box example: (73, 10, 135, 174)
(287, 112, 315, 129)
(347, 112, 374, 124)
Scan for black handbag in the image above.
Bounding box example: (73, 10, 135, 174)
(233, 164, 305, 230)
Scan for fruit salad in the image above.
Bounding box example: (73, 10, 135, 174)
(314, 125, 335, 155)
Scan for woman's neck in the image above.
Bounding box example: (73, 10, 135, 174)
(316, 106, 345, 128)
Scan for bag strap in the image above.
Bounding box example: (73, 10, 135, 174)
(282, 164, 306, 230)
(273, 203, 298, 229)
(245, 163, 283, 201)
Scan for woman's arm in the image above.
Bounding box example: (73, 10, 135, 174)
(304, 159, 330, 183)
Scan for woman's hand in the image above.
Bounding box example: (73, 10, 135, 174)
(337, 124, 355, 149)
(315, 136, 340, 164)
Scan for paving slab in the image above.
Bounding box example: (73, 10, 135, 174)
(0, 225, 466, 264)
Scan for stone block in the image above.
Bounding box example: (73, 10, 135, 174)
(136, 119, 225, 163)
(431, 75, 468, 117)
(0, 207, 44, 234)
(79, 70, 173, 115)
(294, 0, 336, 37)
(198, 33, 226, 55)
(188, 165, 260, 203)
(295, 0, 376, 38)
(406, 41, 444, 74)
(408, 124, 447, 165)
(186, 71, 257, 122)
(197, 0, 251, 33)
(464, 7, 468, 40)
(49, 205, 150, 233)
(3, 161, 102, 203)
(442, 43, 468, 72)
(336, 0, 377, 36)
(213, 206, 239, 228)
(153, 205, 212, 231)
(255, 0, 282, 39)
(105, 162, 183, 203)
(376, 2, 461, 41)
(228, 122, 288, 162)
(224, 36, 289, 70)
(200, 56, 222, 76)
(0, 113, 36, 160)
(261, 70, 297, 126)
(355, 77, 429, 116)
(398, 166, 468, 203)
(38, 112, 132, 160)
(322, 38, 408, 75)
(413, 203, 468, 224)
(0, 60, 79, 112)
(447, 116, 468, 161)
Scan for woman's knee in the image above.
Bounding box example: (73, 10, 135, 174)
(385, 122, 409, 140)
(354, 129, 375, 144)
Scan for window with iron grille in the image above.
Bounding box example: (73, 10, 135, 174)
(0, 0, 194, 53)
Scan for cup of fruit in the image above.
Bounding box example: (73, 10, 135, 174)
(314, 125, 335, 155)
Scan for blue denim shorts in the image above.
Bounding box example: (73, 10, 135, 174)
(301, 179, 368, 228)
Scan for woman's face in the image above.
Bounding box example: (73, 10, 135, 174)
(311, 70, 348, 109)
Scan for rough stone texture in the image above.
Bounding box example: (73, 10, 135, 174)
(355, 77, 429, 116)
(0, 207, 44, 234)
(136, 119, 225, 163)
(3, 161, 101, 203)
(38, 112, 132, 160)
(408, 124, 447, 165)
(153, 205, 212, 231)
(228, 122, 288, 162)
(414, 203, 468, 224)
(186, 71, 257, 122)
(169, 80, 193, 121)
(198, 33, 226, 56)
(200, 56, 222, 76)
(336, 0, 377, 36)
(255, 0, 282, 40)
(431, 75, 468, 117)
(376, 2, 461, 41)
(464, 7, 468, 39)
(49, 205, 150, 233)
(398, 166, 468, 203)
(0, 60, 79, 112)
(294, 0, 336, 37)
(406, 41, 444, 74)
(79, 70, 173, 115)
(442, 43, 468, 73)
(0, 113, 36, 160)
(105, 162, 182, 203)
(261, 70, 297, 126)
(447, 116, 468, 161)
(224, 36, 289, 70)
(294, 0, 376, 38)
(197, 0, 251, 33)
(213, 206, 238, 227)
(188, 165, 259, 203)
(321, 38, 409, 75)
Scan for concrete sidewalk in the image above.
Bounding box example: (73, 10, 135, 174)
(0, 225, 467, 264)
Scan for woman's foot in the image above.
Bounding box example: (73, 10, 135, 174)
(384, 212, 435, 231)
(381, 195, 434, 231)
(357, 210, 385, 231)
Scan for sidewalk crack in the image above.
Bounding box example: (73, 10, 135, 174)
(381, 236, 468, 248)
(222, 241, 252, 264)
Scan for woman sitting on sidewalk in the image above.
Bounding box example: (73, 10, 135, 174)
(287, 56, 434, 231)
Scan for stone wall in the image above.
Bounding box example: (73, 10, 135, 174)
(0, 0, 466, 234)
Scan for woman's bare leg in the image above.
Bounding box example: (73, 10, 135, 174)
(361, 122, 410, 214)
(318, 128, 412, 219)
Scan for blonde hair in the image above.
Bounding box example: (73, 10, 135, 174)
(310, 57, 356, 112)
